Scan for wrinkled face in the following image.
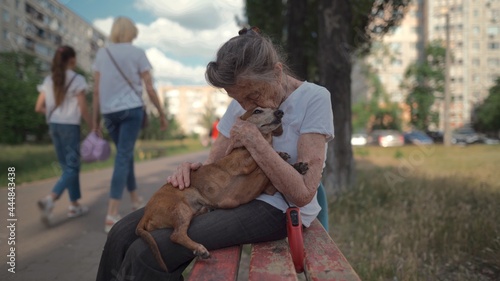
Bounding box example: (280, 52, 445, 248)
(225, 79, 283, 110)
(240, 107, 284, 135)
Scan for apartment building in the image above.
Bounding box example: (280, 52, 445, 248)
(0, 0, 106, 73)
(158, 85, 232, 136)
(427, 0, 500, 128)
(370, 0, 500, 129)
(367, 0, 426, 104)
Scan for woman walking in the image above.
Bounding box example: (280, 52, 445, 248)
(92, 16, 168, 233)
(35, 45, 92, 224)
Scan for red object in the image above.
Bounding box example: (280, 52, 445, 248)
(211, 119, 219, 141)
(188, 245, 241, 280)
(286, 207, 305, 273)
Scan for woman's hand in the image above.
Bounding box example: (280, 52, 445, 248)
(159, 114, 168, 131)
(166, 162, 203, 190)
(225, 118, 260, 155)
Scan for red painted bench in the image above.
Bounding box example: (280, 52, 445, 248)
(187, 219, 360, 281)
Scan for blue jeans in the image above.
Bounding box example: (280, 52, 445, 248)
(103, 107, 143, 200)
(49, 123, 81, 202)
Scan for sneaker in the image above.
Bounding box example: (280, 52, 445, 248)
(132, 196, 145, 211)
(104, 214, 122, 233)
(37, 196, 54, 226)
(67, 205, 89, 218)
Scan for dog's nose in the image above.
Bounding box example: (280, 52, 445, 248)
(274, 110, 284, 119)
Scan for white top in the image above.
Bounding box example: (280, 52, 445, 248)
(92, 43, 152, 114)
(218, 81, 335, 227)
(40, 69, 87, 125)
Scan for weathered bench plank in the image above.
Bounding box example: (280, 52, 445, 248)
(303, 220, 361, 281)
(188, 245, 242, 281)
(248, 239, 298, 281)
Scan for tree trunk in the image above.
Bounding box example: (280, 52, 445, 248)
(318, 0, 354, 196)
(286, 0, 308, 80)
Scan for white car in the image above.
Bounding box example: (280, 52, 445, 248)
(351, 133, 368, 146)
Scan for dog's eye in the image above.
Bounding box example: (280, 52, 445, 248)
(253, 109, 263, 114)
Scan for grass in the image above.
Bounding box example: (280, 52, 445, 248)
(0, 138, 207, 185)
(333, 144, 500, 281)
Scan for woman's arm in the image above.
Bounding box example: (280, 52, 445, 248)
(35, 92, 46, 114)
(141, 70, 168, 130)
(76, 91, 92, 128)
(229, 119, 326, 207)
(92, 72, 101, 133)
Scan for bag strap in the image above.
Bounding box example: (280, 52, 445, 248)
(48, 73, 77, 121)
(105, 48, 142, 98)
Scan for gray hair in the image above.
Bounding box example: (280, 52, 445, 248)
(205, 28, 289, 88)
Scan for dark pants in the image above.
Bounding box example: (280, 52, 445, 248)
(96, 200, 287, 281)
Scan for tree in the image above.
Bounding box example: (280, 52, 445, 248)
(0, 52, 46, 144)
(474, 77, 500, 134)
(246, 0, 411, 194)
(401, 41, 446, 131)
(318, 0, 410, 195)
(352, 63, 402, 132)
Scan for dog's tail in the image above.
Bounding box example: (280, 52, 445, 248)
(136, 219, 168, 272)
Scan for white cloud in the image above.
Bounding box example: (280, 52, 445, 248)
(134, 0, 244, 30)
(91, 0, 246, 86)
(145, 48, 207, 85)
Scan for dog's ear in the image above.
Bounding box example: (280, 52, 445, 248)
(272, 125, 283, 136)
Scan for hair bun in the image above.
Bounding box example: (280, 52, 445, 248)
(238, 26, 261, 36)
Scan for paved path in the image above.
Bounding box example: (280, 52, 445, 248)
(0, 150, 210, 281)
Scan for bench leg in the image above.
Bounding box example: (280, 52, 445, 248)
(317, 183, 329, 231)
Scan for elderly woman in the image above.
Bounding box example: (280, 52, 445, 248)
(96, 27, 334, 281)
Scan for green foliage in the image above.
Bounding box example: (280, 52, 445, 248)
(474, 77, 500, 133)
(352, 63, 402, 132)
(198, 103, 219, 134)
(402, 41, 446, 131)
(245, 0, 412, 81)
(0, 52, 46, 144)
(140, 115, 185, 141)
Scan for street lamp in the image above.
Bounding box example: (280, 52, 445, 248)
(440, 8, 452, 146)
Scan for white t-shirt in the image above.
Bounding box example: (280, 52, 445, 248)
(217, 81, 335, 227)
(92, 43, 152, 114)
(40, 69, 87, 125)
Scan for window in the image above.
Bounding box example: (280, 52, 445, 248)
(3, 29, 8, 40)
(472, 58, 480, 66)
(473, 26, 480, 35)
(472, 74, 480, 83)
(488, 42, 500, 49)
(487, 26, 499, 36)
(474, 10, 479, 17)
(488, 58, 500, 67)
(2, 9, 9, 22)
(392, 59, 403, 66)
(390, 42, 402, 54)
(473, 42, 480, 50)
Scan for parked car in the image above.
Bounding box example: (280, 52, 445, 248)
(425, 130, 443, 143)
(351, 133, 368, 146)
(452, 127, 482, 145)
(368, 130, 404, 147)
(404, 131, 434, 145)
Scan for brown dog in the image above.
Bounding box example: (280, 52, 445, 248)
(136, 107, 308, 272)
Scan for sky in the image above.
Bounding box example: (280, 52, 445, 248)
(60, 0, 246, 86)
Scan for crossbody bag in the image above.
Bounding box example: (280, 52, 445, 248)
(105, 48, 148, 128)
(47, 73, 77, 121)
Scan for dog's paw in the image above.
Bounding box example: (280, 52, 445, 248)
(194, 246, 210, 259)
(278, 151, 291, 161)
(293, 162, 309, 175)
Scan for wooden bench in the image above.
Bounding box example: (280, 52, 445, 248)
(187, 219, 360, 281)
